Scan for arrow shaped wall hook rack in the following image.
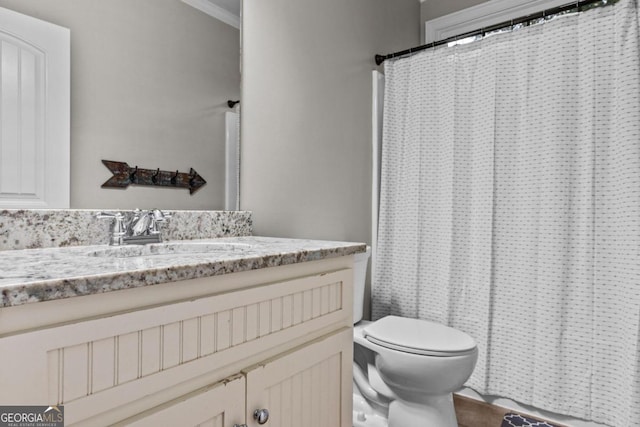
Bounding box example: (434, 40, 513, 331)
(101, 160, 207, 195)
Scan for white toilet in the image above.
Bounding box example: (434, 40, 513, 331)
(352, 248, 478, 427)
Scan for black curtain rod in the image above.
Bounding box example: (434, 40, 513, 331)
(375, 0, 617, 65)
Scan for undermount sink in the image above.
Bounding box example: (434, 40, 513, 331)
(87, 241, 254, 258)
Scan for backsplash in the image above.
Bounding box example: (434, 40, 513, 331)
(0, 210, 253, 251)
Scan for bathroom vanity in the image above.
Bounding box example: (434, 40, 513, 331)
(0, 234, 364, 426)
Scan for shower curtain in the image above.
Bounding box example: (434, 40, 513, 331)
(372, 1, 640, 426)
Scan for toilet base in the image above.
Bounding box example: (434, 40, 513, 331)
(353, 387, 460, 427)
(353, 391, 388, 427)
(387, 394, 458, 427)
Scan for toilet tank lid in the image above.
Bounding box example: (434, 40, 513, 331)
(363, 316, 476, 355)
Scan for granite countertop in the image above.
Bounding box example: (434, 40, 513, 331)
(0, 236, 366, 308)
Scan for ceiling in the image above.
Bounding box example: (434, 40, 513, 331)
(182, 0, 241, 29)
(208, 0, 240, 17)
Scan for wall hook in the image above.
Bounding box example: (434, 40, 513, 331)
(101, 160, 207, 195)
(129, 166, 138, 183)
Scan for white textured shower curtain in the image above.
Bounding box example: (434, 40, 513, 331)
(373, 1, 640, 425)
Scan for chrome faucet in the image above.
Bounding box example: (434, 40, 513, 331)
(130, 209, 152, 237)
(96, 212, 127, 246)
(148, 209, 170, 235)
(97, 209, 172, 245)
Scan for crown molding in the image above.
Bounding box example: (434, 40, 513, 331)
(182, 0, 240, 29)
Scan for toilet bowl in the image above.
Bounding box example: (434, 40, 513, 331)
(352, 248, 478, 427)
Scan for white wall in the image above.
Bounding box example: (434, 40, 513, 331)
(241, 0, 419, 244)
(0, 0, 240, 210)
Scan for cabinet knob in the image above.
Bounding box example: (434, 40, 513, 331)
(253, 408, 270, 424)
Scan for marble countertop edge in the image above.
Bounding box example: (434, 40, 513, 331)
(0, 238, 366, 308)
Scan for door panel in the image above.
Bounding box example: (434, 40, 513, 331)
(0, 6, 69, 208)
(244, 328, 353, 427)
(116, 374, 245, 427)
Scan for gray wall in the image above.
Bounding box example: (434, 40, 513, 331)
(0, 0, 240, 210)
(241, 0, 419, 244)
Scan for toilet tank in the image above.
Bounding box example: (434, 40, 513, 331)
(352, 246, 371, 324)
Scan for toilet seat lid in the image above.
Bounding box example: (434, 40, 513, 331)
(363, 316, 477, 357)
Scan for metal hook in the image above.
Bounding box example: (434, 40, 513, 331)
(188, 168, 196, 188)
(171, 170, 179, 185)
(151, 168, 160, 184)
(129, 166, 138, 183)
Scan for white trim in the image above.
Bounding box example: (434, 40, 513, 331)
(424, 0, 571, 43)
(371, 70, 384, 302)
(225, 111, 240, 211)
(181, 0, 240, 29)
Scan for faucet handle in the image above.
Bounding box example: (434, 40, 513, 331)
(97, 210, 124, 223)
(148, 209, 171, 235)
(96, 211, 122, 219)
(150, 209, 171, 222)
(96, 211, 126, 244)
(97, 211, 125, 230)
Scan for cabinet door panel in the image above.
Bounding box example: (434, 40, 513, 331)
(117, 374, 245, 427)
(244, 328, 353, 427)
(0, 7, 70, 208)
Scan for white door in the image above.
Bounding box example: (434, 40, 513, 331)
(0, 7, 70, 208)
(244, 329, 353, 427)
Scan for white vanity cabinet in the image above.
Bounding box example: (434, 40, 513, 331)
(0, 256, 354, 427)
(120, 374, 246, 426)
